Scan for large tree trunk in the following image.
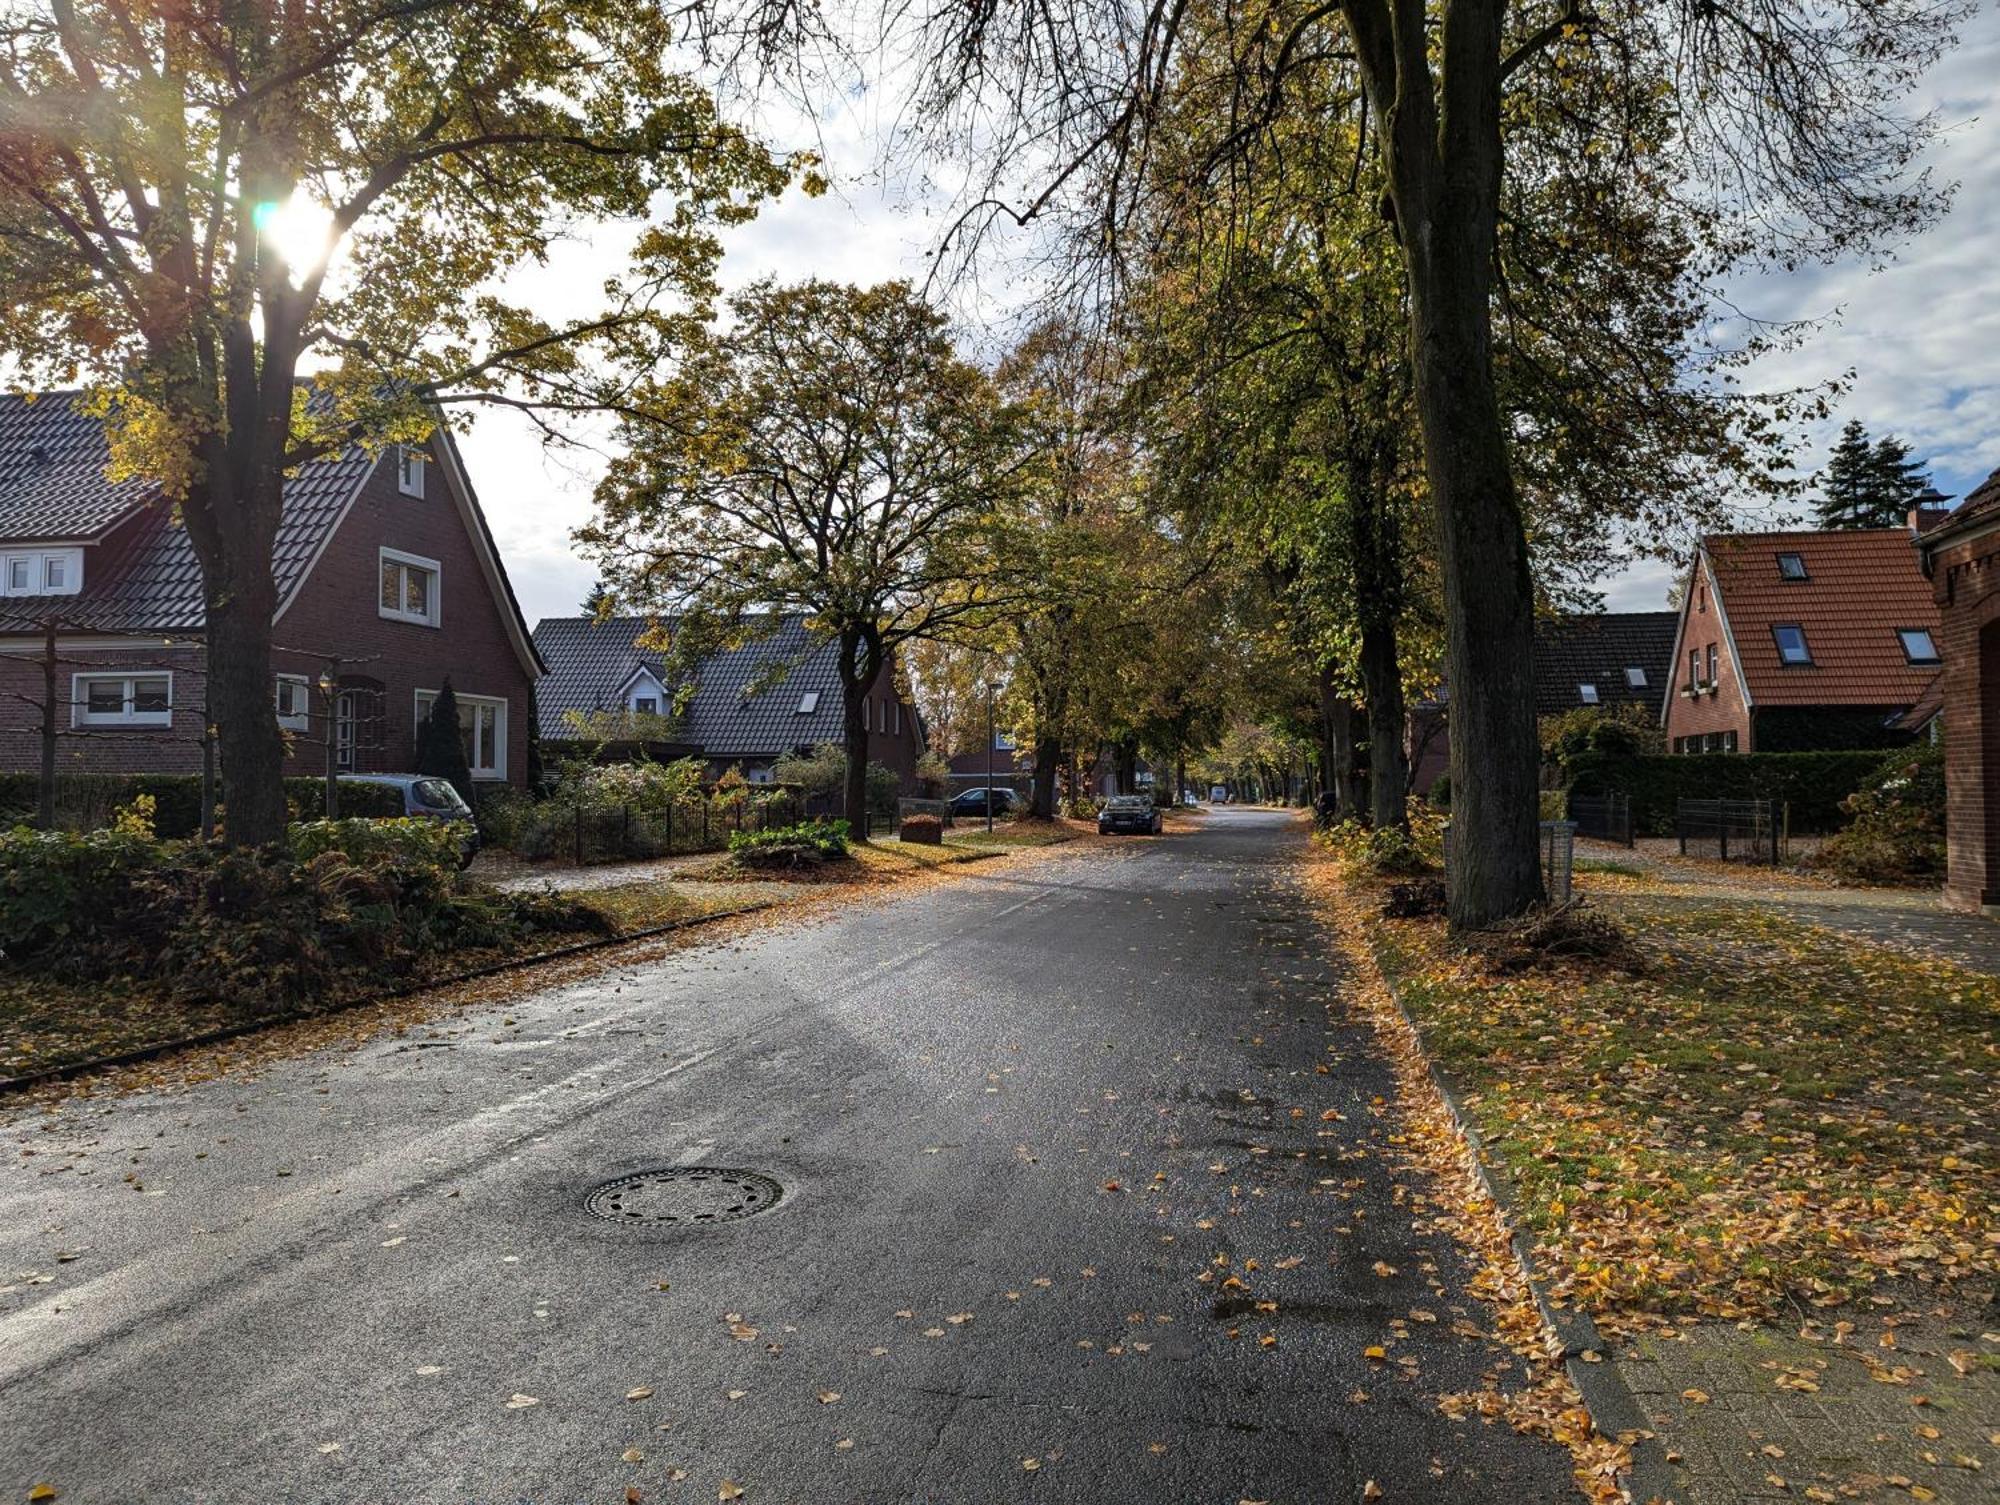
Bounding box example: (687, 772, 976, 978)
(205, 568, 287, 847)
(838, 625, 881, 842)
(1031, 732, 1061, 818)
(1352, 0, 1543, 926)
(1358, 619, 1408, 830)
(1320, 665, 1363, 819)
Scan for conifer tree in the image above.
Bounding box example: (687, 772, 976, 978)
(1814, 421, 1932, 529)
(416, 682, 476, 808)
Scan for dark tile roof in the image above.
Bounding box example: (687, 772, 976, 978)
(0, 391, 373, 634)
(1703, 529, 1938, 707)
(1531, 611, 1679, 716)
(532, 615, 851, 756)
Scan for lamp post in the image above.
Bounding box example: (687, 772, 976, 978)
(985, 680, 999, 835)
(318, 663, 340, 818)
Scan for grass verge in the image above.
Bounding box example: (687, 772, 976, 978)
(1308, 851, 1995, 1336)
(0, 880, 762, 1081)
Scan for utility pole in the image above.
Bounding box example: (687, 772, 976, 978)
(318, 659, 341, 819)
(37, 619, 57, 830)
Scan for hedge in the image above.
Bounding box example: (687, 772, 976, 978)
(0, 773, 403, 839)
(1564, 750, 1889, 834)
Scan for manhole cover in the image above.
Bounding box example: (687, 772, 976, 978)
(583, 1167, 784, 1226)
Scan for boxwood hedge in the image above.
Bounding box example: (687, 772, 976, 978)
(1564, 750, 1891, 834)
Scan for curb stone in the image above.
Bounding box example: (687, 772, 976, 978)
(1363, 930, 1687, 1505)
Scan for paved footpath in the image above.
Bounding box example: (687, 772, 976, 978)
(1, 809, 1572, 1505)
(1579, 838, 2000, 1504)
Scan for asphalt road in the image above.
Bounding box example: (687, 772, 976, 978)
(1, 808, 1573, 1504)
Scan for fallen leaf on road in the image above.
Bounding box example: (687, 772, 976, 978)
(1363, 1483, 1384, 1501)
(626, 1387, 654, 1402)
(1371, 1261, 1396, 1278)
(718, 1481, 744, 1501)
(1149, 1443, 1168, 1455)
(1364, 1346, 1387, 1361)
(728, 1322, 759, 1342)
(28, 1487, 56, 1502)
(923, 1327, 945, 1338)
(946, 1312, 974, 1325)
(317, 1443, 340, 1455)
(1680, 1389, 1709, 1405)
(626, 1489, 642, 1504)
(622, 1449, 644, 1463)
(817, 1391, 841, 1404)
(380, 1237, 406, 1247)
(727, 1390, 747, 1400)
(834, 1439, 854, 1451)
(1021, 1458, 1040, 1472)
(505, 1394, 539, 1409)
(415, 1365, 442, 1376)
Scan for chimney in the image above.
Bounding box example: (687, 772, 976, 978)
(1909, 486, 1951, 535)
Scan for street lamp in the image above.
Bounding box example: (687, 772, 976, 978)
(985, 680, 1000, 835)
(318, 663, 340, 818)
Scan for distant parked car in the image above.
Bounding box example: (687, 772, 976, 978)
(1098, 794, 1163, 836)
(949, 786, 1018, 819)
(338, 773, 481, 865)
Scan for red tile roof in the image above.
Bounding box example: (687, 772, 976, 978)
(1703, 529, 1939, 707)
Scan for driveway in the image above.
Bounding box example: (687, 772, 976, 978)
(1, 809, 1571, 1504)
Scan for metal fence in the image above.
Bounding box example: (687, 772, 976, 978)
(1567, 790, 1633, 848)
(1676, 797, 1783, 865)
(1441, 819, 1577, 905)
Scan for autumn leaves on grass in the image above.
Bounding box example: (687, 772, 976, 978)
(1332, 857, 1994, 1334)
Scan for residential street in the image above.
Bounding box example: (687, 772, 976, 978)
(1, 809, 1572, 1504)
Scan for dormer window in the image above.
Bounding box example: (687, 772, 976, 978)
(1776, 551, 1808, 581)
(1, 547, 82, 596)
(397, 446, 427, 498)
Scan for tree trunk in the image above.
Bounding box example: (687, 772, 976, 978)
(838, 625, 881, 843)
(1320, 666, 1363, 819)
(1352, 0, 1543, 925)
(1114, 740, 1138, 794)
(206, 574, 287, 846)
(1358, 618, 1408, 830)
(1031, 732, 1061, 818)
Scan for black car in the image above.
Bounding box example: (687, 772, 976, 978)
(1098, 794, 1163, 835)
(949, 786, 1017, 818)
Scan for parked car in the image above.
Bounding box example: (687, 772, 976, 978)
(1098, 794, 1163, 836)
(949, 787, 1018, 818)
(338, 773, 481, 865)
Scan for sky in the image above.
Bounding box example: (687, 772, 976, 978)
(454, 14, 2000, 629)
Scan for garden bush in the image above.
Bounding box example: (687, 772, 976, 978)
(0, 824, 605, 1012)
(1811, 741, 1946, 883)
(728, 818, 851, 869)
(0, 772, 402, 838)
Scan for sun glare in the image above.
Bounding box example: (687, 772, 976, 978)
(252, 191, 335, 282)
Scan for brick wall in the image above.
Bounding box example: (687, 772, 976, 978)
(1663, 560, 1755, 752)
(1926, 530, 2000, 910)
(0, 639, 209, 776)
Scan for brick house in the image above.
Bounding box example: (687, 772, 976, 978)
(1662, 528, 1942, 754)
(0, 393, 543, 787)
(532, 615, 923, 789)
(1915, 474, 2000, 909)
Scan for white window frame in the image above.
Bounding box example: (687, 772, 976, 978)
(397, 446, 427, 499)
(73, 670, 173, 728)
(1, 547, 82, 597)
(378, 547, 442, 627)
(275, 673, 311, 732)
(414, 689, 507, 780)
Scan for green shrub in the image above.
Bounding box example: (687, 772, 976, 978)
(1323, 818, 1435, 877)
(1564, 750, 1891, 834)
(0, 772, 403, 837)
(728, 817, 851, 869)
(1812, 741, 1946, 883)
(1541, 704, 1664, 768)
(0, 825, 605, 1012)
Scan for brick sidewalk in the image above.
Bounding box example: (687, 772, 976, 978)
(1619, 1309, 1998, 1503)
